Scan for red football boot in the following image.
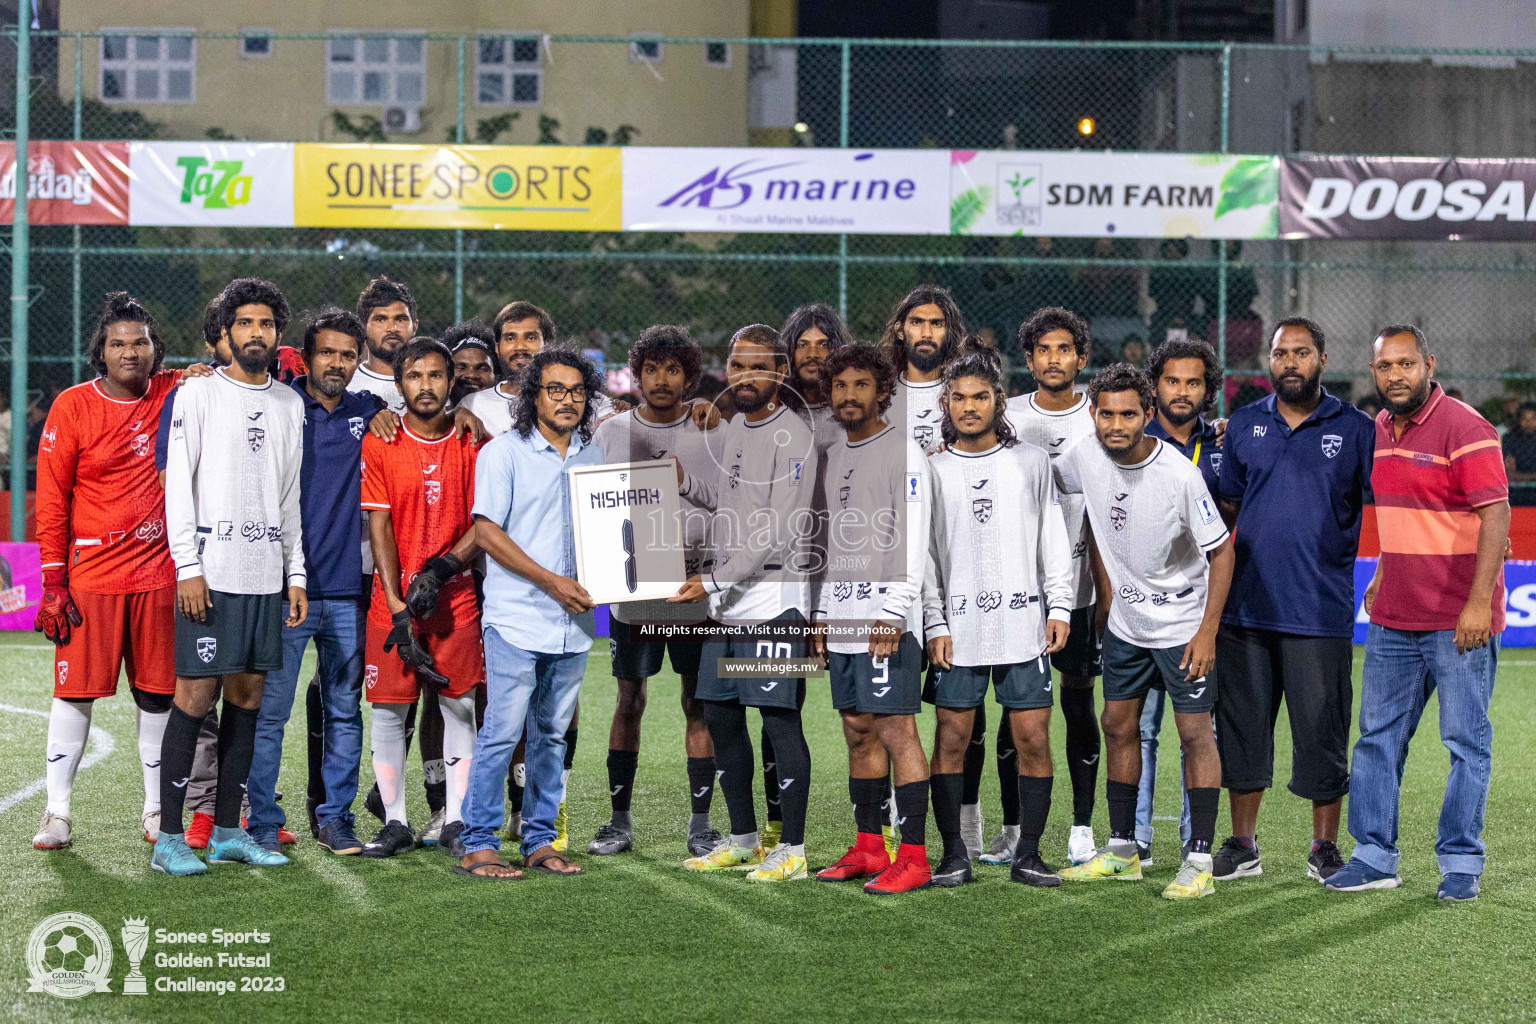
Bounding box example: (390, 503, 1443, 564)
(184, 812, 214, 850)
(815, 832, 891, 882)
(864, 844, 933, 894)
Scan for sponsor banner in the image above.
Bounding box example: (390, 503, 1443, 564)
(1281, 156, 1536, 240)
(0, 542, 41, 630)
(0, 142, 129, 225)
(622, 147, 950, 234)
(950, 150, 1278, 239)
(293, 144, 620, 230)
(128, 142, 294, 227)
(1353, 558, 1536, 647)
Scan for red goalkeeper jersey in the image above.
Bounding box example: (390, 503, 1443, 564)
(360, 424, 480, 630)
(36, 372, 179, 594)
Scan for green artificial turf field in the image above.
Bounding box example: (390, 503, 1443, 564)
(2, 632, 1534, 1023)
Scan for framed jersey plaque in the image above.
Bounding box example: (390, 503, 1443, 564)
(568, 460, 687, 605)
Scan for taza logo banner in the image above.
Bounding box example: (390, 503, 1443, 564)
(128, 142, 294, 226)
(622, 147, 950, 234)
(950, 150, 1278, 239)
(295, 144, 620, 230)
(1282, 156, 1536, 240)
(0, 142, 129, 225)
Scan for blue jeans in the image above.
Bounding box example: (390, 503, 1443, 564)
(1136, 690, 1191, 845)
(462, 627, 586, 857)
(246, 597, 365, 829)
(1349, 624, 1498, 877)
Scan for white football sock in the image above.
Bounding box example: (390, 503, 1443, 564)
(136, 707, 169, 815)
(44, 698, 92, 817)
(371, 703, 410, 827)
(438, 693, 476, 824)
(561, 767, 571, 803)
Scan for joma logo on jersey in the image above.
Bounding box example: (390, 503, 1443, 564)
(176, 156, 254, 209)
(425, 480, 442, 505)
(972, 498, 992, 523)
(247, 427, 265, 452)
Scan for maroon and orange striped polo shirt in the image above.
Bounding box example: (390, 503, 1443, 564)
(1371, 382, 1508, 633)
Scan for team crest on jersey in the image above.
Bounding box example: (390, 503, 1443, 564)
(1110, 505, 1128, 531)
(40, 425, 56, 452)
(914, 425, 934, 449)
(1210, 452, 1223, 473)
(728, 465, 741, 490)
(129, 433, 150, 457)
(57, 662, 68, 685)
(247, 426, 265, 452)
(349, 417, 366, 440)
(425, 480, 442, 505)
(977, 590, 1003, 612)
(1321, 434, 1342, 459)
(196, 637, 217, 663)
(839, 485, 850, 509)
(972, 497, 992, 523)
(364, 665, 378, 689)
(135, 518, 164, 543)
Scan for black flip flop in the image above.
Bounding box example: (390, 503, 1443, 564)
(452, 858, 522, 880)
(525, 850, 584, 876)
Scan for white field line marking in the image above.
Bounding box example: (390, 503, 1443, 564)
(0, 701, 116, 816)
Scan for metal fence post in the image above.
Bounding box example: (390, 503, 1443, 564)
(454, 35, 466, 323)
(837, 40, 850, 318)
(10, 5, 29, 538)
(1216, 44, 1230, 415)
(71, 34, 82, 384)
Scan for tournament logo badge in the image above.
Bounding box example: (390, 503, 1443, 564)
(120, 917, 149, 995)
(972, 497, 992, 523)
(197, 637, 217, 663)
(26, 911, 113, 998)
(247, 426, 265, 452)
(1321, 434, 1342, 459)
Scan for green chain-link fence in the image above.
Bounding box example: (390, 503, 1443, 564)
(3, 32, 1536, 433)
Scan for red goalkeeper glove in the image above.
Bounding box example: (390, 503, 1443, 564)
(35, 567, 82, 646)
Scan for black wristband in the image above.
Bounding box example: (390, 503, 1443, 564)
(426, 553, 464, 578)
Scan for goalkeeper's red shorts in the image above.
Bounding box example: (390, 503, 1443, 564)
(53, 586, 177, 699)
(363, 617, 483, 703)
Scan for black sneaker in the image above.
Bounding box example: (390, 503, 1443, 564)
(246, 823, 283, 855)
(306, 796, 321, 839)
(364, 783, 386, 824)
(1212, 836, 1262, 880)
(1137, 841, 1154, 868)
(317, 817, 363, 855)
(1307, 840, 1344, 882)
(440, 820, 467, 859)
(1011, 852, 1062, 887)
(587, 823, 634, 856)
(359, 820, 416, 859)
(930, 851, 974, 888)
(687, 827, 724, 858)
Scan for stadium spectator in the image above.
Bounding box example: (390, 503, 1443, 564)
(1328, 325, 1509, 901)
(1501, 401, 1536, 482)
(1119, 336, 1146, 367)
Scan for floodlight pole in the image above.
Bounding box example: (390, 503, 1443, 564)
(11, 0, 30, 540)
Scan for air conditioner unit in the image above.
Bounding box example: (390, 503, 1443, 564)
(383, 106, 421, 134)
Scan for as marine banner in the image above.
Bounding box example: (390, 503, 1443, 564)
(293, 144, 621, 230)
(1281, 156, 1536, 240)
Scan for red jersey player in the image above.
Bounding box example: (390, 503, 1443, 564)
(33, 293, 180, 851)
(359, 337, 482, 859)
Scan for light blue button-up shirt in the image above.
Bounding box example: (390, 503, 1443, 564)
(473, 424, 604, 654)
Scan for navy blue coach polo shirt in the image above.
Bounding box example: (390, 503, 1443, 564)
(1218, 388, 1374, 637)
(290, 377, 384, 598)
(1147, 415, 1221, 496)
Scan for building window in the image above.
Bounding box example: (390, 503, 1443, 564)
(327, 34, 426, 106)
(705, 42, 731, 68)
(1295, 0, 1308, 33)
(475, 35, 542, 106)
(241, 31, 273, 58)
(630, 35, 663, 63)
(100, 29, 196, 104)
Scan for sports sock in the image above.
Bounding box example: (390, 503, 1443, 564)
(607, 748, 639, 827)
(371, 703, 410, 827)
(996, 709, 1019, 827)
(850, 775, 886, 836)
(702, 701, 756, 838)
(438, 692, 476, 824)
(158, 706, 202, 835)
(1061, 687, 1100, 827)
(730, 831, 759, 850)
(136, 704, 169, 816)
(186, 707, 220, 817)
(1014, 774, 1053, 860)
(962, 707, 986, 805)
(894, 780, 929, 847)
(213, 704, 258, 830)
(564, 724, 578, 771)
(304, 679, 324, 805)
(760, 726, 782, 823)
(1107, 777, 1138, 846)
(44, 698, 92, 817)
(418, 692, 445, 814)
(1187, 787, 1219, 855)
(759, 707, 810, 846)
(686, 755, 715, 817)
(931, 772, 964, 861)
